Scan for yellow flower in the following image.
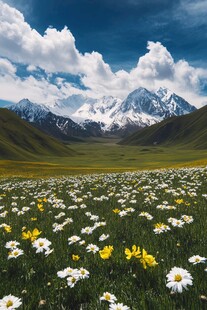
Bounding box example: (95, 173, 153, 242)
(113, 209, 120, 213)
(125, 245, 141, 260)
(175, 199, 184, 204)
(31, 217, 37, 221)
(99, 246, 114, 260)
(22, 228, 42, 242)
(139, 248, 158, 269)
(72, 254, 80, 261)
(4, 225, 12, 233)
(43, 197, 47, 202)
(37, 204, 44, 212)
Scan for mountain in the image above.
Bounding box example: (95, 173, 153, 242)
(72, 87, 197, 135)
(0, 109, 75, 160)
(7, 99, 98, 141)
(45, 94, 96, 119)
(6, 87, 197, 138)
(156, 87, 196, 117)
(120, 105, 207, 149)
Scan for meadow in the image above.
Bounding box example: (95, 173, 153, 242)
(0, 166, 207, 309)
(0, 140, 207, 177)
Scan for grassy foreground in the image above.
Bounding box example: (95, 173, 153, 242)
(0, 167, 207, 309)
(0, 141, 207, 177)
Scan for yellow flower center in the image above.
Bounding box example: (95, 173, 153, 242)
(39, 242, 44, 247)
(105, 294, 111, 300)
(13, 251, 19, 256)
(195, 258, 200, 262)
(174, 274, 182, 282)
(6, 300, 13, 307)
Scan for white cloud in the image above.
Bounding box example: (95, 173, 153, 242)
(0, 57, 16, 76)
(0, 1, 206, 108)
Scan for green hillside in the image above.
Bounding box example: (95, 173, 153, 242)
(0, 109, 75, 160)
(120, 105, 207, 149)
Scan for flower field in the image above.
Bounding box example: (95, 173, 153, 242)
(0, 167, 207, 309)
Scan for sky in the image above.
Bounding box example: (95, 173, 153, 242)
(0, 0, 207, 107)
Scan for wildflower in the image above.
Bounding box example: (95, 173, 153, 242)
(67, 276, 79, 288)
(22, 228, 42, 242)
(153, 222, 171, 234)
(119, 210, 128, 217)
(78, 267, 90, 279)
(45, 248, 54, 257)
(72, 254, 80, 261)
(188, 255, 206, 264)
(109, 302, 130, 310)
(86, 244, 99, 254)
(57, 267, 76, 278)
(181, 215, 194, 224)
(171, 219, 185, 228)
(0, 294, 22, 309)
(139, 248, 158, 269)
(81, 226, 94, 235)
(5, 241, 20, 250)
(68, 235, 81, 245)
(8, 248, 24, 260)
(125, 245, 141, 260)
(4, 225, 12, 233)
(32, 238, 51, 253)
(99, 246, 114, 259)
(100, 292, 117, 303)
(37, 203, 44, 212)
(99, 234, 109, 241)
(166, 267, 193, 293)
(175, 199, 184, 204)
(113, 209, 120, 213)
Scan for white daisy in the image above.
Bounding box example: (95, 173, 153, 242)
(188, 255, 206, 265)
(100, 292, 117, 303)
(32, 238, 51, 253)
(109, 302, 130, 310)
(0, 294, 22, 309)
(166, 267, 193, 293)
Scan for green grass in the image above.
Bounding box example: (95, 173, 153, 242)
(0, 167, 207, 309)
(0, 109, 74, 160)
(0, 141, 207, 177)
(120, 105, 207, 149)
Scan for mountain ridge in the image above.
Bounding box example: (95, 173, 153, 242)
(6, 87, 197, 138)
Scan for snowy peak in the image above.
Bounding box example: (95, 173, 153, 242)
(119, 87, 166, 117)
(8, 99, 50, 122)
(47, 94, 96, 118)
(156, 87, 196, 116)
(72, 96, 122, 126)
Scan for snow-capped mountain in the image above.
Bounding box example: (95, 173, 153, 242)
(7, 99, 101, 140)
(72, 87, 197, 133)
(45, 94, 96, 119)
(156, 87, 196, 116)
(8, 99, 50, 122)
(6, 87, 197, 138)
(72, 96, 122, 127)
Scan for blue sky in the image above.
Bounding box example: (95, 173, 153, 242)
(0, 0, 207, 107)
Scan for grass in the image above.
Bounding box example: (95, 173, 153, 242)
(0, 140, 207, 177)
(0, 167, 207, 309)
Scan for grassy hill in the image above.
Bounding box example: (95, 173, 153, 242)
(0, 109, 75, 160)
(120, 105, 207, 149)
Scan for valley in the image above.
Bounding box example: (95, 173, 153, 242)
(0, 139, 207, 177)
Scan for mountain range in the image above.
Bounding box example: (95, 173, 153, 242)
(6, 87, 196, 139)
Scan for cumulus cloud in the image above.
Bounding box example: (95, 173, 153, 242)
(0, 1, 206, 107)
(0, 57, 16, 76)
